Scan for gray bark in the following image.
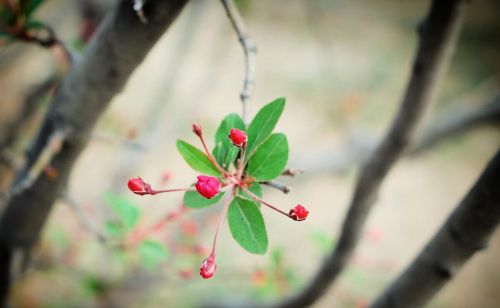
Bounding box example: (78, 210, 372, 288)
(272, 1, 467, 307)
(0, 0, 188, 303)
(372, 148, 500, 308)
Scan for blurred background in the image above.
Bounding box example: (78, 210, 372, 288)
(1, 0, 499, 307)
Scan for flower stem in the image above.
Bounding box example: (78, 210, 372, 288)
(211, 186, 235, 255)
(239, 186, 290, 218)
(151, 187, 195, 195)
(236, 142, 247, 180)
(197, 133, 228, 177)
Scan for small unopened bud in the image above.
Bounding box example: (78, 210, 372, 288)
(289, 205, 309, 221)
(195, 175, 221, 199)
(127, 177, 153, 195)
(192, 123, 202, 137)
(228, 128, 247, 147)
(200, 254, 217, 279)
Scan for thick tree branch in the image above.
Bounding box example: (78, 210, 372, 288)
(0, 0, 188, 303)
(273, 1, 467, 307)
(220, 0, 257, 124)
(372, 148, 500, 307)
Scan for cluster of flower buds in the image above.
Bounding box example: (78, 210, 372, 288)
(128, 123, 309, 279)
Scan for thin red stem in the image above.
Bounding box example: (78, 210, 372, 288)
(151, 187, 195, 195)
(127, 204, 186, 247)
(198, 134, 228, 177)
(236, 142, 247, 180)
(211, 186, 236, 255)
(240, 186, 290, 218)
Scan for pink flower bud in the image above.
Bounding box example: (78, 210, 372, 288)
(289, 205, 309, 221)
(127, 177, 153, 195)
(200, 254, 217, 279)
(195, 175, 220, 199)
(192, 123, 202, 137)
(228, 128, 247, 147)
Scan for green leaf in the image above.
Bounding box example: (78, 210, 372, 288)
(247, 133, 288, 181)
(138, 240, 168, 270)
(105, 221, 125, 238)
(176, 140, 220, 176)
(228, 197, 268, 254)
(246, 98, 286, 158)
(24, 19, 47, 31)
(27, 0, 45, 16)
(212, 113, 246, 169)
(183, 190, 225, 209)
(104, 193, 140, 231)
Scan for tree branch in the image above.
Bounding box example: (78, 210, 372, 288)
(372, 148, 500, 307)
(220, 0, 257, 124)
(0, 0, 188, 303)
(260, 180, 291, 194)
(273, 1, 467, 307)
(410, 93, 500, 154)
(61, 193, 108, 244)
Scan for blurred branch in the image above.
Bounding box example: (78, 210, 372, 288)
(0, 77, 58, 171)
(0, 0, 188, 304)
(296, 93, 500, 175)
(220, 0, 256, 124)
(410, 93, 500, 154)
(373, 148, 500, 307)
(281, 168, 304, 177)
(91, 131, 147, 151)
(260, 180, 291, 194)
(272, 1, 467, 307)
(61, 193, 108, 244)
(132, 0, 148, 24)
(10, 128, 69, 196)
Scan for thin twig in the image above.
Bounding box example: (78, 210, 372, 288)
(272, 1, 467, 307)
(11, 128, 69, 196)
(220, 0, 257, 124)
(281, 168, 304, 177)
(91, 132, 147, 150)
(373, 148, 500, 307)
(133, 0, 149, 24)
(61, 193, 108, 244)
(260, 180, 291, 194)
(410, 93, 500, 154)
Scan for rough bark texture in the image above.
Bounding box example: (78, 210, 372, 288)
(372, 148, 500, 308)
(0, 0, 188, 303)
(272, 1, 467, 307)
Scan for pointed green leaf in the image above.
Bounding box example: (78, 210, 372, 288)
(183, 190, 225, 209)
(104, 193, 140, 230)
(247, 133, 288, 181)
(246, 98, 286, 158)
(138, 240, 168, 270)
(228, 197, 268, 254)
(212, 113, 246, 169)
(176, 140, 220, 176)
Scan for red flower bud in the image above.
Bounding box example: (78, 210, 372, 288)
(228, 128, 247, 147)
(289, 205, 309, 221)
(195, 175, 220, 199)
(127, 177, 153, 195)
(192, 123, 202, 137)
(200, 254, 217, 279)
